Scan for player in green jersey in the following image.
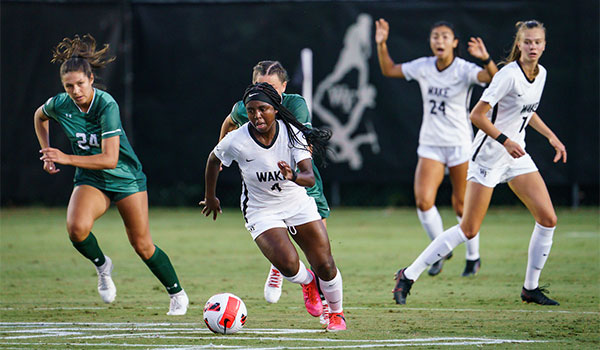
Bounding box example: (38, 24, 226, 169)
(218, 61, 332, 326)
(33, 34, 188, 315)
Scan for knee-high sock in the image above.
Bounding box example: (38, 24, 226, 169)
(71, 232, 106, 267)
(457, 216, 480, 260)
(524, 223, 555, 290)
(319, 269, 343, 313)
(417, 206, 444, 241)
(143, 245, 183, 295)
(404, 225, 468, 281)
(283, 260, 312, 285)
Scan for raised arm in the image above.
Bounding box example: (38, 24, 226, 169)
(199, 151, 222, 220)
(470, 101, 526, 159)
(467, 37, 498, 83)
(528, 112, 567, 163)
(375, 18, 405, 78)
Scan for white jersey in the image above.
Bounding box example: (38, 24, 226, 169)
(402, 56, 485, 146)
(471, 61, 547, 168)
(213, 119, 313, 216)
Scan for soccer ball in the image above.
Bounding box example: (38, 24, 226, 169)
(203, 293, 247, 334)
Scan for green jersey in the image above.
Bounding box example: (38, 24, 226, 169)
(229, 93, 329, 218)
(42, 89, 146, 193)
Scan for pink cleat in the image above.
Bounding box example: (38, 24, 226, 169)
(301, 269, 323, 317)
(327, 312, 347, 331)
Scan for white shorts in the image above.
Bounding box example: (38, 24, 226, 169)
(244, 195, 321, 240)
(467, 154, 538, 188)
(417, 144, 471, 167)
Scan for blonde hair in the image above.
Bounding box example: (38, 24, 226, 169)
(503, 20, 546, 76)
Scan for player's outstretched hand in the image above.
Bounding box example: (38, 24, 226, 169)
(375, 18, 390, 45)
(503, 139, 526, 159)
(467, 37, 490, 61)
(200, 197, 222, 221)
(549, 135, 567, 163)
(277, 161, 294, 180)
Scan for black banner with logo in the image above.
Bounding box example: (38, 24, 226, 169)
(2, 0, 598, 206)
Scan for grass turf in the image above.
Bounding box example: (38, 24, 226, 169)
(0, 206, 598, 349)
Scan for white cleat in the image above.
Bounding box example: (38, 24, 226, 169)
(95, 256, 116, 304)
(167, 290, 189, 316)
(264, 265, 283, 304)
(319, 299, 330, 328)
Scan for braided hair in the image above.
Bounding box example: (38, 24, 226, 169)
(51, 34, 115, 83)
(243, 82, 331, 166)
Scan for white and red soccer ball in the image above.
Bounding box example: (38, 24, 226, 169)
(203, 293, 247, 334)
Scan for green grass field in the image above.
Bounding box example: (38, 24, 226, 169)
(1, 206, 598, 349)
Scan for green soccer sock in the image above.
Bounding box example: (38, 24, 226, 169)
(71, 232, 106, 267)
(143, 245, 183, 295)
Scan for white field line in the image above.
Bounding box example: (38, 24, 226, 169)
(2, 306, 597, 315)
(0, 323, 552, 349)
(0, 338, 549, 349)
(564, 231, 599, 238)
(0, 324, 320, 334)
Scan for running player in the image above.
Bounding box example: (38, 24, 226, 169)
(394, 20, 566, 305)
(376, 19, 498, 276)
(219, 61, 332, 325)
(33, 34, 188, 315)
(201, 82, 346, 331)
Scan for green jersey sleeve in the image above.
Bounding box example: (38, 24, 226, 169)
(282, 94, 312, 128)
(229, 101, 248, 127)
(41, 96, 57, 120)
(99, 102, 123, 139)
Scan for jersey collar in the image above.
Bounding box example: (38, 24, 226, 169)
(73, 88, 97, 113)
(249, 119, 280, 149)
(435, 56, 456, 73)
(516, 61, 536, 84)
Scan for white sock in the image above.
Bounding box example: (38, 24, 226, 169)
(524, 223, 555, 290)
(457, 216, 481, 260)
(404, 225, 468, 281)
(282, 260, 312, 285)
(319, 269, 343, 313)
(417, 206, 444, 241)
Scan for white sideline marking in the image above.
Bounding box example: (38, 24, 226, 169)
(2, 306, 597, 315)
(0, 323, 550, 349)
(345, 306, 599, 315)
(0, 307, 108, 311)
(0, 340, 549, 349)
(565, 231, 598, 238)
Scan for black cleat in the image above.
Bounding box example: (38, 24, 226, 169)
(461, 258, 481, 277)
(521, 286, 560, 306)
(427, 251, 453, 276)
(393, 268, 414, 304)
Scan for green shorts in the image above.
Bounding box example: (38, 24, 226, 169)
(75, 179, 147, 202)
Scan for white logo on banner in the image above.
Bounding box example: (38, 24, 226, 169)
(313, 13, 380, 170)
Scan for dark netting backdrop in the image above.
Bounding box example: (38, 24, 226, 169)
(2, 0, 598, 207)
